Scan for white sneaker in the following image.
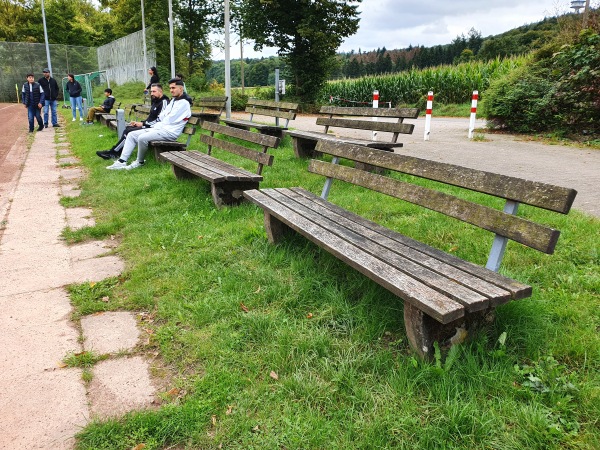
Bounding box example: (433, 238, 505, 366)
(106, 160, 128, 170)
(125, 160, 145, 170)
(79, 117, 83, 121)
(72, 118, 76, 121)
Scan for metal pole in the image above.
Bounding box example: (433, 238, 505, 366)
(224, 0, 231, 118)
(168, 0, 175, 78)
(274, 68, 279, 126)
(141, 0, 148, 85)
(41, 0, 52, 75)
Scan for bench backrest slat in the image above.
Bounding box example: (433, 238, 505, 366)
(311, 140, 576, 255)
(195, 96, 227, 111)
(319, 106, 420, 119)
(310, 159, 559, 254)
(245, 106, 297, 120)
(248, 99, 299, 110)
(199, 121, 279, 172)
(316, 141, 576, 214)
(316, 117, 415, 134)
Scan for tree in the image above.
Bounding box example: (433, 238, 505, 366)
(241, 0, 361, 103)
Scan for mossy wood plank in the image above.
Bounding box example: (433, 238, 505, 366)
(290, 188, 532, 300)
(316, 117, 414, 134)
(222, 118, 284, 132)
(309, 160, 560, 254)
(172, 151, 260, 179)
(268, 188, 493, 311)
(316, 141, 577, 214)
(320, 106, 420, 118)
(244, 106, 296, 120)
(162, 152, 227, 181)
(286, 130, 402, 149)
(200, 135, 274, 166)
(203, 121, 280, 147)
(286, 188, 514, 305)
(248, 99, 299, 110)
(243, 188, 465, 324)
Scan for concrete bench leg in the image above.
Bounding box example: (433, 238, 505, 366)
(293, 137, 318, 158)
(211, 181, 259, 207)
(404, 303, 495, 360)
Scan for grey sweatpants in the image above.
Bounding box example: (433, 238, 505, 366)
(120, 128, 178, 163)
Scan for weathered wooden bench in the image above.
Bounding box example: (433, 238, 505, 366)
(161, 121, 280, 207)
(243, 140, 577, 358)
(222, 99, 298, 138)
(95, 101, 121, 124)
(148, 116, 201, 161)
(286, 106, 419, 158)
(192, 96, 227, 125)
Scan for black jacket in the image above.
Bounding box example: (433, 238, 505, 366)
(101, 95, 116, 113)
(143, 95, 169, 128)
(66, 80, 82, 98)
(38, 76, 60, 101)
(146, 74, 159, 90)
(22, 82, 45, 107)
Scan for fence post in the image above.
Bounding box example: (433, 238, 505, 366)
(424, 91, 433, 141)
(82, 98, 88, 120)
(468, 90, 478, 139)
(372, 90, 379, 140)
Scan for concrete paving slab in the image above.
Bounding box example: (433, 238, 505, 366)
(61, 186, 81, 198)
(60, 167, 84, 181)
(58, 157, 80, 165)
(81, 311, 140, 354)
(88, 356, 156, 419)
(65, 207, 95, 229)
(57, 148, 71, 156)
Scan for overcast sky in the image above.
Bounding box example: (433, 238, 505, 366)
(211, 0, 583, 60)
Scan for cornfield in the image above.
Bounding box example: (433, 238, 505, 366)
(320, 57, 525, 106)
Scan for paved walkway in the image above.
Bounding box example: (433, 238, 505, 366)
(0, 126, 154, 449)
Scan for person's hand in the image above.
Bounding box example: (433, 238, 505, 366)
(38, 103, 42, 109)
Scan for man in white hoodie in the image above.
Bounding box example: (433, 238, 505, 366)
(107, 78, 192, 170)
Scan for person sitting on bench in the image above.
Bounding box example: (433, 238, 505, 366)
(85, 88, 116, 124)
(106, 78, 191, 171)
(96, 83, 169, 160)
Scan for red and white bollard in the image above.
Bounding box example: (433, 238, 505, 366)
(468, 90, 478, 139)
(372, 90, 379, 140)
(424, 91, 433, 141)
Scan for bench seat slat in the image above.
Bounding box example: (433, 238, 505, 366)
(286, 188, 514, 306)
(267, 189, 495, 311)
(290, 188, 532, 300)
(285, 130, 402, 149)
(222, 118, 286, 132)
(243, 188, 465, 324)
(310, 160, 560, 254)
(164, 151, 261, 182)
(317, 140, 577, 214)
(316, 117, 415, 134)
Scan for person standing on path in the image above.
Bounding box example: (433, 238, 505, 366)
(66, 74, 84, 121)
(21, 73, 45, 133)
(38, 68, 60, 128)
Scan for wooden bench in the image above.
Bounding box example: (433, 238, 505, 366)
(222, 99, 298, 137)
(161, 121, 280, 207)
(243, 140, 577, 358)
(148, 116, 201, 161)
(286, 106, 419, 158)
(192, 96, 227, 125)
(95, 101, 121, 123)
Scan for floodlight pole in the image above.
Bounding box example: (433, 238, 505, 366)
(41, 0, 52, 75)
(141, 0, 148, 85)
(224, 0, 231, 118)
(168, 0, 175, 78)
(583, 0, 591, 28)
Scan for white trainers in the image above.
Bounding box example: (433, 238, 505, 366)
(72, 118, 76, 121)
(79, 117, 83, 121)
(106, 160, 128, 170)
(125, 160, 145, 170)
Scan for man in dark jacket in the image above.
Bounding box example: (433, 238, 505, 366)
(22, 73, 45, 133)
(85, 88, 116, 124)
(38, 68, 60, 128)
(96, 83, 169, 160)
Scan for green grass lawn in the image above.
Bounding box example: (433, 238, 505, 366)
(59, 109, 600, 449)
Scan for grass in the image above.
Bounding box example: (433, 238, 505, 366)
(59, 108, 600, 449)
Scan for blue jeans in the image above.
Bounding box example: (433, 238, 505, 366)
(69, 96, 84, 119)
(27, 105, 43, 131)
(43, 99, 58, 126)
